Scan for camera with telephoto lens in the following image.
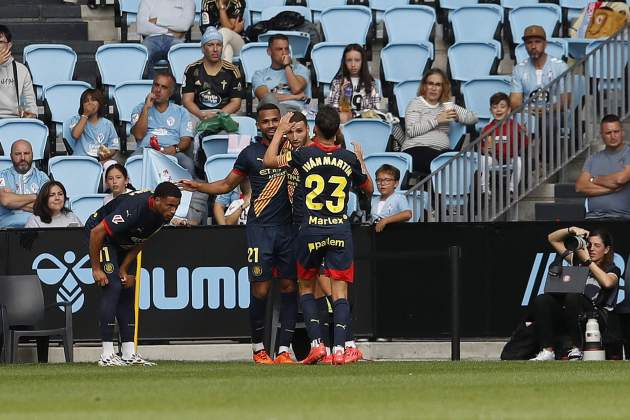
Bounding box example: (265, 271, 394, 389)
(564, 235, 590, 252)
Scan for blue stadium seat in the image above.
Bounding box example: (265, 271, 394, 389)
(448, 41, 501, 84)
(347, 191, 358, 216)
(371, 0, 409, 24)
(560, 0, 588, 24)
(364, 152, 413, 190)
(310, 42, 346, 99)
(461, 76, 511, 131)
(384, 5, 436, 44)
(307, 0, 345, 23)
(393, 80, 420, 118)
(70, 194, 107, 224)
(258, 31, 311, 59)
(113, 80, 153, 137)
(118, 0, 140, 41)
(340, 119, 392, 156)
(124, 154, 143, 187)
(439, 0, 479, 13)
(168, 43, 203, 85)
(43, 81, 91, 144)
(205, 154, 237, 182)
(0, 156, 11, 171)
(501, 0, 539, 9)
(232, 116, 258, 137)
(248, 0, 286, 25)
(261, 6, 312, 22)
(430, 151, 479, 206)
(320, 5, 372, 45)
(448, 4, 503, 43)
(449, 121, 467, 150)
(23, 44, 77, 101)
(0, 118, 48, 161)
(239, 42, 271, 84)
(515, 38, 567, 64)
(95, 44, 149, 99)
(508, 5, 562, 46)
(381, 43, 433, 95)
(49, 156, 103, 197)
(201, 135, 229, 158)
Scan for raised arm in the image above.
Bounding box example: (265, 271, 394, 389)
(263, 113, 294, 168)
(179, 171, 243, 195)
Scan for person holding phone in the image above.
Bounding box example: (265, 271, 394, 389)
(0, 25, 37, 119)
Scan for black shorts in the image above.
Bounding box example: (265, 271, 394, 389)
(246, 224, 296, 282)
(295, 229, 354, 283)
(97, 243, 133, 285)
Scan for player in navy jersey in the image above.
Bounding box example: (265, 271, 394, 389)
(263, 105, 373, 365)
(85, 182, 182, 366)
(180, 103, 299, 364)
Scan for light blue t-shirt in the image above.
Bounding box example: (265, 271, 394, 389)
(371, 192, 410, 220)
(0, 165, 50, 220)
(130, 102, 194, 148)
(69, 116, 120, 157)
(252, 64, 311, 109)
(511, 56, 569, 108)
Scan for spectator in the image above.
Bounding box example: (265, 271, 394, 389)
(371, 164, 412, 232)
(326, 44, 380, 124)
(0, 140, 49, 227)
(479, 92, 529, 194)
(25, 181, 82, 228)
(137, 0, 196, 79)
(510, 25, 569, 111)
(103, 164, 135, 205)
(0, 25, 37, 119)
(131, 72, 195, 176)
(200, 0, 246, 63)
(213, 179, 251, 225)
(69, 88, 120, 163)
(576, 114, 630, 220)
(530, 226, 620, 361)
(252, 34, 310, 113)
(402, 69, 477, 175)
(182, 27, 243, 123)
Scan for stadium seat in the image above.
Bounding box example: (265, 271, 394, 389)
(43, 81, 91, 146)
(258, 31, 311, 59)
(113, 80, 153, 139)
(381, 43, 433, 98)
(430, 151, 479, 207)
(347, 191, 358, 216)
(310, 42, 346, 100)
(340, 119, 392, 156)
(371, 0, 409, 24)
(447, 41, 501, 86)
(205, 154, 237, 182)
(448, 5, 503, 43)
(248, 0, 286, 25)
(23, 44, 77, 101)
(438, 0, 480, 24)
(364, 152, 413, 190)
(70, 194, 107, 224)
(261, 6, 312, 22)
(0, 118, 49, 161)
(0, 156, 11, 171)
(383, 5, 436, 44)
(449, 122, 467, 150)
(501, 0, 539, 9)
(461, 76, 511, 131)
(168, 43, 203, 85)
(232, 116, 258, 137)
(307, 0, 345, 23)
(560, 0, 588, 26)
(49, 156, 103, 198)
(118, 0, 140, 41)
(201, 135, 229, 158)
(239, 42, 271, 85)
(515, 38, 568, 64)
(124, 154, 143, 187)
(95, 44, 149, 99)
(508, 5, 562, 47)
(393, 79, 420, 118)
(320, 6, 372, 45)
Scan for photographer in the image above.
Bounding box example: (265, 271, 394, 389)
(530, 226, 620, 361)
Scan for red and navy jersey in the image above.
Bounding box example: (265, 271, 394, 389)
(85, 191, 165, 250)
(232, 137, 292, 226)
(284, 140, 367, 231)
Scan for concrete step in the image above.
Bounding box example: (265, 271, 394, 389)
(0, 5, 82, 20)
(8, 22, 88, 42)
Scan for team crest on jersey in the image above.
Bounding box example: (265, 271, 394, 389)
(0, 178, 4, 187)
(31, 183, 39, 193)
(97, 133, 105, 143)
(167, 116, 175, 127)
(112, 214, 125, 224)
(252, 265, 263, 276)
(103, 262, 114, 274)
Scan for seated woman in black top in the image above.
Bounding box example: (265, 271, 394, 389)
(530, 226, 620, 361)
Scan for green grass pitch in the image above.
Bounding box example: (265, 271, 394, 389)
(1, 361, 630, 419)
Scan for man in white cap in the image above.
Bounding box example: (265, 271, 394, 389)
(182, 26, 244, 122)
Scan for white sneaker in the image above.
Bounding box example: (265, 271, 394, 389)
(122, 353, 156, 366)
(529, 349, 555, 361)
(567, 347, 583, 361)
(98, 353, 127, 367)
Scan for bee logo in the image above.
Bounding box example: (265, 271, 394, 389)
(32, 251, 95, 313)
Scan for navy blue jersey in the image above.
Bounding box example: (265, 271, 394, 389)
(85, 191, 165, 250)
(285, 141, 367, 231)
(233, 137, 292, 226)
(288, 166, 306, 225)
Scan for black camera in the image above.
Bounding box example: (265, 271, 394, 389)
(564, 235, 589, 252)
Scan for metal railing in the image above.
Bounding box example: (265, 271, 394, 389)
(406, 24, 630, 222)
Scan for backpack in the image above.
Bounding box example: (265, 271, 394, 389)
(245, 11, 306, 41)
(500, 317, 539, 360)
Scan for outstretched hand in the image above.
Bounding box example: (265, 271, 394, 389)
(177, 179, 200, 192)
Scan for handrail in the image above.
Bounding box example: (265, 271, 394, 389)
(406, 23, 630, 222)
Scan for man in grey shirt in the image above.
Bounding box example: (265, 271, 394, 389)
(576, 114, 630, 220)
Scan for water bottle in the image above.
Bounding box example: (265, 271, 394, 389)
(339, 83, 353, 113)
